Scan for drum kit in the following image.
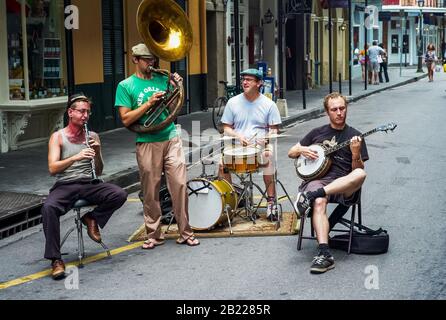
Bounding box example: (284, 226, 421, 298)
(185, 133, 297, 234)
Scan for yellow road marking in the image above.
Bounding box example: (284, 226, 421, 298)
(129, 196, 289, 204)
(0, 241, 144, 290)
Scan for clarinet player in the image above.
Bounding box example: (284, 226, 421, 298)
(41, 93, 127, 280)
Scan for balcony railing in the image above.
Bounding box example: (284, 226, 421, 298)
(382, 0, 445, 6)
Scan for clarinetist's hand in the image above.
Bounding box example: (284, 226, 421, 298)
(74, 148, 96, 161)
(88, 137, 100, 153)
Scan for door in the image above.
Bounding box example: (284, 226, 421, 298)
(226, 0, 249, 85)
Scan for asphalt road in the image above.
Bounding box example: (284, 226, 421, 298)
(1, 72, 445, 300)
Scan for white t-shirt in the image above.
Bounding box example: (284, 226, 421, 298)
(221, 93, 282, 141)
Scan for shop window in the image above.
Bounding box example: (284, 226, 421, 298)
(7, 0, 25, 100)
(6, 0, 67, 101)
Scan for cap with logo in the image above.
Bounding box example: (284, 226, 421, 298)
(240, 68, 263, 80)
(131, 43, 154, 58)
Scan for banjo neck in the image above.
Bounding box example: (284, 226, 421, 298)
(324, 128, 379, 156)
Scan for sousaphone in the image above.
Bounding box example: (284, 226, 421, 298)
(128, 0, 193, 134)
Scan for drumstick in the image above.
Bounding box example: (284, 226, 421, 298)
(247, 132, 258, 143)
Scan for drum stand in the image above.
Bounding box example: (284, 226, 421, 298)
(234, 171, 268, 224)
(234, 169, 299, 229)
(271, 171, 300, 229)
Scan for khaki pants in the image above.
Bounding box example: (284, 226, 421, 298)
(136, 137, 193, 242)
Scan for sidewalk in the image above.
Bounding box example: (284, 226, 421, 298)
(0, 66, 426, 197)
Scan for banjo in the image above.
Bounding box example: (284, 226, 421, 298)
(294, 122, 397, 181)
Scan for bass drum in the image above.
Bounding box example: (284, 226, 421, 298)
(187, 178, 238, 230)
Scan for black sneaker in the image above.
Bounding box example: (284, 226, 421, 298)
(310, 254, 335, 274)
(294, 192, 312, 216)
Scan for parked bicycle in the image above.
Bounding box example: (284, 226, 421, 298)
(212, 81, 239, 133)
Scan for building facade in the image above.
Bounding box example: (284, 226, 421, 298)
(381, 0, 446, 66)
(0, 0, 207, 153)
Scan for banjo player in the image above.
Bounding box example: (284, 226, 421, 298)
(288, 92, 369, 274)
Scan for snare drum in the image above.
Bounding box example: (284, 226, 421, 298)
(222, 146, 261, 174)
(187, 178, 238, 230)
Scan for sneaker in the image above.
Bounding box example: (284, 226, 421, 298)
(266, 202, 278, 221)
(294, 192, 312, 216)
(310, 254, 335, 274)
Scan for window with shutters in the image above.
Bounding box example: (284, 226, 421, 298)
(102, 0, 124, 77)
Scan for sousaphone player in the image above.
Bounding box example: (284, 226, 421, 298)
(115, 0, 199, 249)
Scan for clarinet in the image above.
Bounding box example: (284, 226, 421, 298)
(84, 123, 101, 184)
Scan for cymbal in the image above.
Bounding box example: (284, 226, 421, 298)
(264, 133, 291, 139)
(216, 134, 291, 141)
(216, 136, 238, 141)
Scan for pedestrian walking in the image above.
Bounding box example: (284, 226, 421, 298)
(378, 43, 389, 83)
(358, 45, 367, 82)
(424, 43, 438, 82)
(367, 40, 385, 85)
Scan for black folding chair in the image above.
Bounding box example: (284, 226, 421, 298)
(297, 192, 362, 254)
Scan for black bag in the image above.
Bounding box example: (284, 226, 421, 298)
(329, 225, 389, 254)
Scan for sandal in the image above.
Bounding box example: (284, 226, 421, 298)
(142, 239, 165, 250)
(176, 236, 200, 247)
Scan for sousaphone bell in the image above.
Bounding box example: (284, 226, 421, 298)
(128, 0, 193, 134)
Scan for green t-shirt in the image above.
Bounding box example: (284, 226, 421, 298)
(115, 73, 177, 143)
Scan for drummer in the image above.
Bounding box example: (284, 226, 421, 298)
(218, 68, 282, 221)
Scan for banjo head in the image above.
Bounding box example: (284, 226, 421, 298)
(296, 144, 328, 179)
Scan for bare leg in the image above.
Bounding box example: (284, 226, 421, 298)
(312, 197, 329, 244)
(262, 150, 276, 197)
(263, 175, 276, 198)
(323, 169, 366, 199)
